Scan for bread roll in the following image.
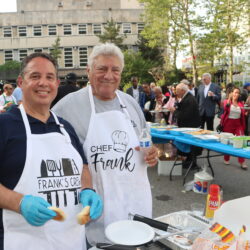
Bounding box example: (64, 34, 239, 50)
(77, 206, 91, 225)
(48, 207, 66, 221)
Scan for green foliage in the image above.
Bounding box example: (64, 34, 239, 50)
(50, 37, 62, 63)
(139, 0, 203, 84)
(0, 61, 21, 71)
(122, 82, 132, 92)
(121, 50, 156, 86)
(163, 69, 186, 86)
(136, 35, 164, 65)
(200, 0, 249, 82)
(97, 19, 126, 47)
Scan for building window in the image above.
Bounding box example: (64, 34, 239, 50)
(63, 24, 72, 35)
(137, 23, 144, 33)
(93, 24, 102, 34)
(79, 47, 88, 67)
(33, 26, 42, 36)
(3, 27, 12, 37)
(4, 50, 13, 62)
(48, 25, 57, 36)
(122, 23, 131, 34)
(34, 48, 43, 53)
(19, 50, 28, 61)
(18, 26, 27, 37)
(64, 48, 73, 67)
(78, 24, 87, 35)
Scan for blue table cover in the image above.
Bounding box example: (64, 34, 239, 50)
(151, 129, 250, 159)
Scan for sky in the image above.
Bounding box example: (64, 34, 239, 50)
(0, 0, 17, 12)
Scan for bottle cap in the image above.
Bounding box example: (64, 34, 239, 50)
(209, 184, 220, 196)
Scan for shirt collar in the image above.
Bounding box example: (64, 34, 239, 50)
(11, 105, 56, 124)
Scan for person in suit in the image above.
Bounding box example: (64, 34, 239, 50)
(126, 76, 143, 104)
(139, 82, 155, 121)
(196, 73, 221, 130)
(173, 83, 200, 127)
(172, 83, 201, 168)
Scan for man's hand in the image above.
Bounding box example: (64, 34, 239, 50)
(169, 107, 176, 112)
(79, 189, 103, 220)
(135, 145, 159, 167)
(144, 146, 158, 167)
(20, 195, 56, 226)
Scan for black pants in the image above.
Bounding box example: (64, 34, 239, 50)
(200, 114, 214, 130)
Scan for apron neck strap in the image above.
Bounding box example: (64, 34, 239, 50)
(88, 85, 131, 119)
(19, 104, 71, 143)
(50, 110, 72, 143)
(88, 86, 96, 114)
(116, 91, 131, 119)
(19, 104, 32, 136)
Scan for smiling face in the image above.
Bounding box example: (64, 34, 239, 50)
(232, 88, 240, 101)
(18, 57, 59, 111)
(87, 55, 122, 101)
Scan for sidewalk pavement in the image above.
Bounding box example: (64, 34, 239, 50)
(149, 116, 250, 218)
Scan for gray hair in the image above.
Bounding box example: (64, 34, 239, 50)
(177, 83, 189, 92)
(202, 73, 212, 79)
(154, 86, 162, 93)
(88, 43, 124, 71)
(180, 79, 190, 85)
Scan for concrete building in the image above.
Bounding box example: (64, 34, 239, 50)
(0, 0, 145, 83)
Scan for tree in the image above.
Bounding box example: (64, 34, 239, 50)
(139, 0, 204, 85)
(0, 61, 21, 82)
(50, 36, 62, 63)
(121, 50, 156, 86)
(136, 35, 164, 65)
(97, 18, 126, 47)
(205, 0, 249, 83)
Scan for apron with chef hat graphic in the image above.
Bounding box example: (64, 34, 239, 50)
(84, 87, 152, 246)
(2, 104, 86, 250)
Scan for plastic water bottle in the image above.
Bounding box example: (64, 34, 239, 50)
(139, 128, 152, 154)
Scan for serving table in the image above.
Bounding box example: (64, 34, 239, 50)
(151, 128, 250, 184)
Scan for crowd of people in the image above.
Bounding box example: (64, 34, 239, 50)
(0, 42, 250, 249)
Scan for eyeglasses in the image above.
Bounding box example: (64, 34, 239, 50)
(4, 87, 13, 90)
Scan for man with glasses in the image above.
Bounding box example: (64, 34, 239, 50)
(0, 83, 17, 113)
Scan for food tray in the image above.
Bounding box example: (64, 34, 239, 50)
(168, 128, 200, 136)
(193, 135, 220, 142)
(155, 211, 211, 250)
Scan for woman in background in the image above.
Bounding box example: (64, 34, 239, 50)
(163, 84, 177, 124)
(221, 87, 247, 169)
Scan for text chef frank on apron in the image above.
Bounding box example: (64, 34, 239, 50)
(84, 87, 152, 245)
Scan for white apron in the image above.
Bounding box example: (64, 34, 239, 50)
(84, 87, 152, 246)
(2, 104, 86, 250)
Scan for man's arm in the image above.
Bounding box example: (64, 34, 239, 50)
(81, 164, 93, 189)
(0, 184, 23, 213)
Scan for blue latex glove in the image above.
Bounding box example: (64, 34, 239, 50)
(20, 195, 56, 226)
(79, 189, 103, 220)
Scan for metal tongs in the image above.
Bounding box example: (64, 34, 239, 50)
(128, 213, 181, 232)
(128, 213, 200, 242)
